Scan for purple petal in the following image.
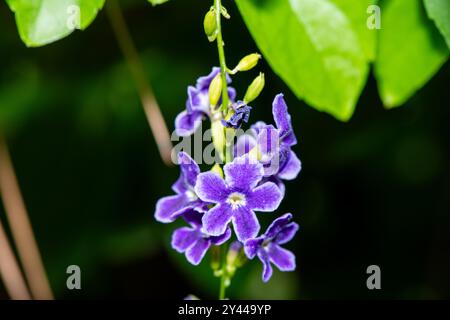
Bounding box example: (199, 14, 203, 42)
(175, 110, 204, 137)
(256, 125, 280, 158)
(186, 238, 211, 265)
(224, 155, 263, 189)
(275, 222, 300, 245)
(202, 204, 233, 236)
(187, 86, 209, 114)
(248, 182, 283, 212)
(244, 237, 264, 259)
(272, 94, 297, 146)
(171, 227, 200, 253)
(257, 249, 273, 282)
(172, 175, 187, 194)
(278, 150, 301, 180)
(210, 228, 232, 245)
(182, 209, 203, 228)
(178, 152, 200, 187)
(232, 206, 260, 242)
(234, 133, 257, 158)
(251, 121, 267, 135)
(268, 244, 296, 271)
(154, 194, 189, 223)
(261, 176, 285, 197)
(196, 67, 221, 90)
(228, 87, 237, 102)
(195, 172, 228, 203)
(264, 213, 293, 239)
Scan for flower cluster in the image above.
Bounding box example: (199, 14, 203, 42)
(154, 68, 301, 283)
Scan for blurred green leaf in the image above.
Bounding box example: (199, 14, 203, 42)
(236, 0, 369, 121)
(375, 0, 448, 108)
(102, 223, 161, 262)
(424, 0, 450, 49)
(332, 0, 378, 61)
(6, 0, 105, 47)
(148, 0, 169, 6)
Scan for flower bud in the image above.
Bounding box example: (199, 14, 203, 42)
(203, 9, 217, 42)
(210, 246, 221, 272)
(211, 119, 225, 160)
(231, 53, 261, 74)
(244, 72, 265, 103)
(209, 73, 223, 106)
(220, 6, 231, 19)
(211, 163, 224, 178)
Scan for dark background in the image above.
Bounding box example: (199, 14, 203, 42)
(0, 0, 449, 299)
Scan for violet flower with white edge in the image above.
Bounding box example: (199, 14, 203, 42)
(194, 155, 283, 242)
(244, 213, 299, 282)
(172, 210, 231, 265)
(175, 67, 236, 136)
(235, 93, 301, 183)
(154, 152, 208, 223)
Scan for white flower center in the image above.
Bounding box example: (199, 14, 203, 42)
(226, 192, 246, 210)
(185, 189, 198, 202)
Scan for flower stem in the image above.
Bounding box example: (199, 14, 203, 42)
(212, 0, 232, 300)
(218, 261, 227, 300)
(214, 0, 230, 113)
(0, 136, 53, 299)
(106, 0, 173, 166)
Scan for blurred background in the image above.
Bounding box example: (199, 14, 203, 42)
(0, 0, 449, 299)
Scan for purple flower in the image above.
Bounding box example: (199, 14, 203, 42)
(244, 213, 299, 282)
(235, 94, 301, 181)
(222, 101, 252, 129)
(154, 152, 207, 223)
(175, 67, 236, 136)
(172, 210, 231, 265)
(194, 155, 283, 242)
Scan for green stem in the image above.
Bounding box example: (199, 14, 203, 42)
(212, 0, 232, 300)
(218, 262, 227, 300)
(214, 0, 229, 112)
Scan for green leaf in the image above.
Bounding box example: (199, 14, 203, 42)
(424, 0, 450, 49)
(6, 0, 105, 47)
(148, 0, 169, 6)
(236, 0, 370, 121)
(375, 0, 449, 108)
(332, 0, 378, 61)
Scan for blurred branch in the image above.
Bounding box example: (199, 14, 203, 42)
(0, 137, 53, 300)
(0, 218, 31, 300)
(106, 0, 173, 166)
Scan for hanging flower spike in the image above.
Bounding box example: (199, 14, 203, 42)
(172, 210, 231, 265)
(244, 213, 299, 282)
(195, 155, 283, 242)
(154, 152, 208, 223)
(175, 67, 236, 136)
(222, 101, 252, 129)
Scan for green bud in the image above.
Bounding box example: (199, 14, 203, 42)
(209, 73, 223, 106)
(210, 246, 221, 272)
(231, 53, 261, 74)
(244, 72, 265, 103)
(203, 9, 217, 42)
(211, 163, 224, 178)
(220, 6, 231, 19)
(211, 119, 225, 160)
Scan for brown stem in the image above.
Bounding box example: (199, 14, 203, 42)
(0, 137, 53, 300)
(0, 218, 31, 300)
(106, 0, 173, 166)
